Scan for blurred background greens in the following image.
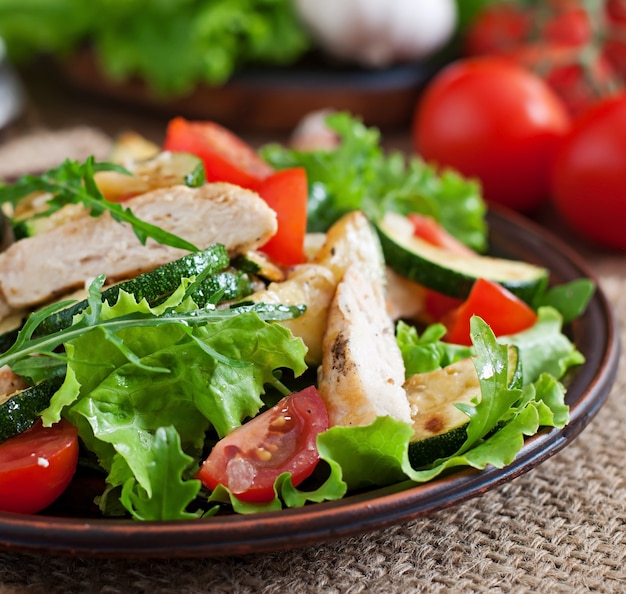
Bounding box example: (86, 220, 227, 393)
(0, 0, 310, 95)
(0, 0, 482, 97)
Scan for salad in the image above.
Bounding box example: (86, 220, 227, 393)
(0, 113, 593, 520)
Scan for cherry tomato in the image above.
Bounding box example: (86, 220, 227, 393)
(256, 167, 308, 266)
(163, 117, 273, 189)
(506, 43, 620, 118)
(442, 278, 538, 346)
(605, 0, 626, 81)
(0, 419, 79, 514)
(551, 94, 626, 250)
(413, 57, 571, 212)
(463, 3, 531, 56)
(196, 387, 329, 503)
(542, 2, 591, 47)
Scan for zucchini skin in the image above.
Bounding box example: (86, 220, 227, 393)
(34, 244, 237, 337)
(376, 215, 549, 304)
(406, 347, 521, 469)
(0, 379, 62, 443)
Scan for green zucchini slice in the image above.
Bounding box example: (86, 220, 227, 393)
(406, 345, 521, 468)
(0, 379, 62, 443)
(34, 244, 244, 337)
(376, 212, 548, 303)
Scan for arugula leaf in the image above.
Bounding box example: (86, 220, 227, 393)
(0, 157, 199, 252)
(120, 426, 203, 521)
(318, 315, 574, 490)
(535, 278, 595, 323)
(501, 306, 585, 384)
(260, 113, 488, 251)
(1, 275, 305, 381)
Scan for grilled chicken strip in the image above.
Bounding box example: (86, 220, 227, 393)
(317, 264, 411, 427)
(0, 183, 277, 312)
(250, 210, 386, 365)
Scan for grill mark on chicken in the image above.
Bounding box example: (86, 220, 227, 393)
(317, 265, 411, 428)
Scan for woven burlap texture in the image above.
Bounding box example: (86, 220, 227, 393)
(0, 130, 624, 594)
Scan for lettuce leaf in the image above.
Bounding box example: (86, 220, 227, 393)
(0, 0, 309, 95)
(120, 426, 203, 521)
(260, 113, 488, 251)
(41, 278, 307, 513)
(317, 316, 573, 491)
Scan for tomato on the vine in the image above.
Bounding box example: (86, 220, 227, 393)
(196, 387, 329, 503)
(505, 43, 618, 117)
(412, 57, 571, 212)
(551, 93, 626, 250)
(464, 1, 590, 57)
(0, 419, 79, 514)
(463, 1, 623, 116)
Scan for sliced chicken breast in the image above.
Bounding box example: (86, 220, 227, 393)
(0, 365, 28, 398)
(249, 210, 387, 366)
(317, 265, 411, 427)
(0, 182, 277, 311)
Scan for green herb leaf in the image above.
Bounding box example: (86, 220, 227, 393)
(39, 279, 307, 509)
(120, 426, 203, 520)
(260, 113, 488, 251)
(0, 157, 199, 252)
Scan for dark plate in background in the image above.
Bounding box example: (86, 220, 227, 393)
(58, 49, 441, 133)
(0, 208, 619, 558)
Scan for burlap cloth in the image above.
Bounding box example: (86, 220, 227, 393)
(0, 127, 624, 594)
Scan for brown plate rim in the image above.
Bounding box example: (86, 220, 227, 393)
(0, 208, 620, 558)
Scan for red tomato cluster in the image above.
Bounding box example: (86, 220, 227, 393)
(463, 0, 626, 117)
(412, 0, 626, 250)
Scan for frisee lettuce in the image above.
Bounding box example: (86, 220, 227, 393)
(260, 113, 488, 251)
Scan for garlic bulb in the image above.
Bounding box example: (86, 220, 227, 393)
(294, 0, 458, 68)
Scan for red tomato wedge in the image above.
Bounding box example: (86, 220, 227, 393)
(163, 118, 308, 266)
(196, 387, 328, 503)
(256, 167, 308, 266)
(409, 212, 476, 257)
(442, 278, 538, 346)
(163, 117, 273, 188)
(408, 213, 474, 320)
(0, 419, 79, 514)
